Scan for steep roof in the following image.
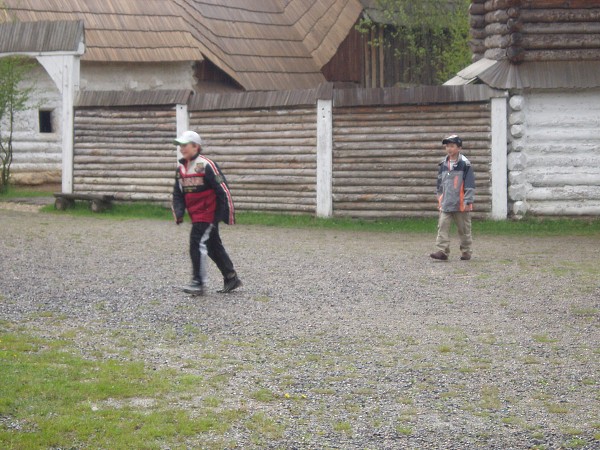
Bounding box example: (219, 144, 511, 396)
(0, 19, 83, 54)
(1, 0, 364, 91)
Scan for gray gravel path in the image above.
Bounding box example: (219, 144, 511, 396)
(1, 207, 599, 449)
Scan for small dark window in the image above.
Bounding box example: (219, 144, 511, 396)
(39, 110, 53, 133)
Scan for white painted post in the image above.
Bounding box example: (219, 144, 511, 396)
(175, 104, 189, 161)
(38, 49, 82, 194)
(316, 99, 333, 217)
(491, 96, 508, 219)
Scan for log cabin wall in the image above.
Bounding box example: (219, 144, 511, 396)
(332, 96, 493, 218)
(470, 0, 600, 63)
(508, 89, 600, 216)
(73, 91, 190, 202)
(188, 107, 318, 214)
(72, 86, 499, 218)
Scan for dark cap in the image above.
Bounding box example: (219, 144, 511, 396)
(442, 135, 462, 146)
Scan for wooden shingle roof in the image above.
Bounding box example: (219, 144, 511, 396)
(0, 19, 83, 54)
(2, 0, 205, 63)
(1, 0, 364, 91)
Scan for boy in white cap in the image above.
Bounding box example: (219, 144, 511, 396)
(172, 130, 242, 295)
(430, 134, 475, 261)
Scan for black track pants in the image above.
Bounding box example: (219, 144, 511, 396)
(189, 222, 235, 284)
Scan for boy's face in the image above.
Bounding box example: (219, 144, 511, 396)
(180, 142, 200, 161)
(444, 143, 460, 159)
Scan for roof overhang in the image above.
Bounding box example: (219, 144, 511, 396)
(446, 58, 600, 90)
(0, 20, 84, 56)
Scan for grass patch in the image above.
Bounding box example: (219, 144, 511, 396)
(41, 200, 173, 221)
(7, 193, 594, 235)
(0, 331, 255, 448)
(0, 186, 56, 198)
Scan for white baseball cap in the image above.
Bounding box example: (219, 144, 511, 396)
(174, 130, 202, 146)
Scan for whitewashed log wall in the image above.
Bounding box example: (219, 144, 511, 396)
(508, 89, 600, 216)
(189, 108, 317, 214)
(332, 103, 493, 218)
(73, 107, 177, 201)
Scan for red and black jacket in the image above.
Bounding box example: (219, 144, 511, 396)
(172, 152, 235, 224)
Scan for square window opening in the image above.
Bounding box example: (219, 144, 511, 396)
(39, 110, 53, 133)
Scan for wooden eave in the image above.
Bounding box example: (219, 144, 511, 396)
(0, 19, 83, 54)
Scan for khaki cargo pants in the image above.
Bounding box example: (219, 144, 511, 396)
(435, 211, 472, 256)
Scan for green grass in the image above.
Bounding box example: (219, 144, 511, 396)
(0, 331, 250, 448)
(0, 185, 55, 198)
(5, 188, 600, 235)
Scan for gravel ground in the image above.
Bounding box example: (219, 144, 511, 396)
(0, 206, 599, 449)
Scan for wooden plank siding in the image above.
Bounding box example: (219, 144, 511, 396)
(188, 108, 318, 214)
(73, 107, 177, 202)
(332, 102, 492, 218)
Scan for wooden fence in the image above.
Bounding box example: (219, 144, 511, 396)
(73, 85, 503, 218)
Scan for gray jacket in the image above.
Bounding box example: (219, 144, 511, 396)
(436, 154, 475, 212)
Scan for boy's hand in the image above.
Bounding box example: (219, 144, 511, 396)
(175, 216, 183, 225)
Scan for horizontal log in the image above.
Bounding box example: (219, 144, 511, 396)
(333, 133, 491, 143)
(75, 110, 175, 119)
(520, 0, 600, 8)
(521, 33, 600, 49)
(230, 190, 314, 199)
(333, 148, 490, 156)
(522, 48, 600, 61)
(469, 39, 487, 53)
(334, 202, 441, 211)
(334, 125, 490, 136)
(231, 183, 315, 192)
(333, 193, 438, 203)
(333, 187, 492, 200)
(235, 202, 315, 213)
(203, 148, 317, 156)
(211, 154, 315, 163)
(75, 118, 175, 127)
(195, 123, 316, 133)
(70, 189, 171, 202)
(201, 138, 316, 147)
(232, 195, 315, 205)
(524, 21, 600, 34)
(74, 155, 174, 164)
(74, 170, 174, 178)
(226, 168, 315, 176)
(73, 183, 170, 194)
(227, 175, 315, 184)
(74, 163, 175, 171)
(74, 177, 173, 186)
(470, 3, 486, 15)
(334, 103, 490, 116)
(74, 148, 174, 158)
(334, 186, 437, 195)
(191, 108, 315, 121)
(519, 9, 600, 23)
(526, 202, 600, 217)
(485, 0, 519, 12)
(333, 210, 440, 219)
(191, 114, 316, 126)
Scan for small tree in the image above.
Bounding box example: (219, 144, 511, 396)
(357, 0, 471, 85)
(0, 56, 34, 192)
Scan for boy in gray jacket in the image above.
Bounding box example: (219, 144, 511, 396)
(430, 135, 475, 261)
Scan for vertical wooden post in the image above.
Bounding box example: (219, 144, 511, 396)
(175, 103, 189, 161)
(491, 96, 508, 219)
(38, 54, 78, 194)
(316, 99, 333, 218)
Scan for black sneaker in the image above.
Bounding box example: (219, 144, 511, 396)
(182, 280, 204, 296)
(217, 276, 242, 293)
